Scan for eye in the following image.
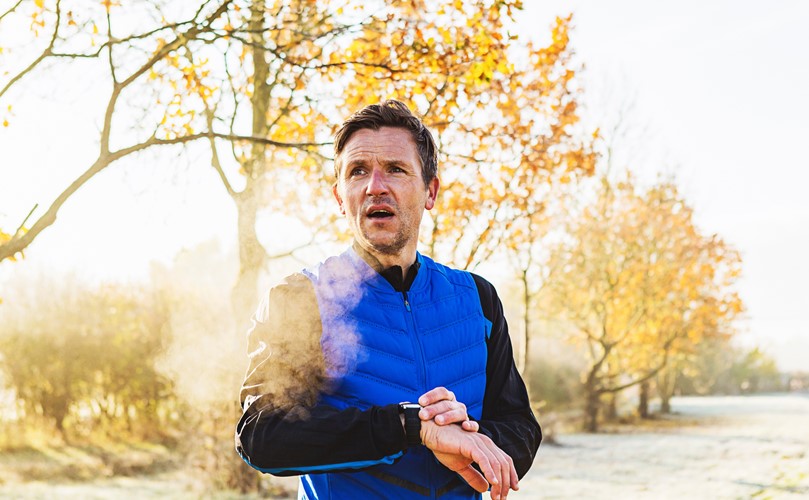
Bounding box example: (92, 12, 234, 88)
(349, 166, 367, 177)
(390, 166, 405, 173)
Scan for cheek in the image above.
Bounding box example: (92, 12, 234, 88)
(345, 193, 362, 215)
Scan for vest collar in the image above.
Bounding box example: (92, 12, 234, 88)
(347, 243, 427, 293)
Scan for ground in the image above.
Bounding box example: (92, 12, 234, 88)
(1, 394, 807, 499)
(516, 394, 809, 499)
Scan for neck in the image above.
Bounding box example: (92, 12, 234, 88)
(352, 241, 416, 278)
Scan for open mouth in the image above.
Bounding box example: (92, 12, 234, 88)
(367, 210, 394, 219)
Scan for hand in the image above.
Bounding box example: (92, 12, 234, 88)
(420, 420, 519, 500)
(418, 386, 479, 432)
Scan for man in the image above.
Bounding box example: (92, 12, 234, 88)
(236, 100, 541, 500)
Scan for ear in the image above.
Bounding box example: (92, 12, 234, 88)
(332, 183, 345, 215)
(424, 177, 440, 211)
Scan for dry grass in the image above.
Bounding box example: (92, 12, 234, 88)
(0, 437, 297, 499)
(0, 439, 178, 484)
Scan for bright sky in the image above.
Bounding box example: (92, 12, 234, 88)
(517, 0, 809, 371)
(1, 1, 807, 370)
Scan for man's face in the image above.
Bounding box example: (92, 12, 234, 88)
(333, 127, 439, 260)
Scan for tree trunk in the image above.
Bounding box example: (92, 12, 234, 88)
(638, 380, 650, 419)
(54, 413, 67, 439)
(518, 269, 530, 390)
(585, 388, 600, 432)
(224, 3, 270, 492)
(230, 0, 271, 330)
(605, 392, 618, 420)
(660, 392, 671, 414)
(583, 369, 601, 432)
(658, 366, 675, 414)
(231, 191, 268, 329)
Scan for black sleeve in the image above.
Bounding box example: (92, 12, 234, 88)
(235, 273, 407, 475)
(471, 273, 542, 479)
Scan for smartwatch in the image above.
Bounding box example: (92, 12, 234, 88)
(398, 402, 422, 446)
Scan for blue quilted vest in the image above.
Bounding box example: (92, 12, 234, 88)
(299, 247, 490, 499)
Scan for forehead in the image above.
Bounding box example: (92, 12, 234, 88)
(338, 127, 420, 169)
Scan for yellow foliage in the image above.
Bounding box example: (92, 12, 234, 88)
(0, 0, 594, 292)
(101, 0, 120, 12)
(545, 173, 744, 394)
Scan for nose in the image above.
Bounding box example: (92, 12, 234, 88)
(365, 168, 388, 197)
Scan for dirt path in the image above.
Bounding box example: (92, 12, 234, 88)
(514, 394, 809, 499)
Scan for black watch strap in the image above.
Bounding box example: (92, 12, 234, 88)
(399, 403, 422, 446)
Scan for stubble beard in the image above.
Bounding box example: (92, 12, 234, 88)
(355, 197, 415, 257)
(360, 224, 409, 256)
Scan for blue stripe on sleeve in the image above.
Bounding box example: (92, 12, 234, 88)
(240, 450, 404, 475)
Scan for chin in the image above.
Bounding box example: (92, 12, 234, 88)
(367, 239, 397, 253)
(363, 237, 404, 256)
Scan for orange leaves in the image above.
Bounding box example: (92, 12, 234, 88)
(0, 229, 12, 246)
(148, 31, 220, 140)
(545, 173, 744, 389)
(2, 104, 13, 128)
(405, 3, 596, 269)
(0, 223, 26, 263)
(101, 0, 121, 12)
(1, 0, 596, 272)
(29, 4, 47, 35)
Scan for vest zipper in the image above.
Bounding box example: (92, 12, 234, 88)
(402, 291, 426, 392)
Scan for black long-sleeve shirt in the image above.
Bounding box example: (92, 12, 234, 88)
(236, 251, 541, 478)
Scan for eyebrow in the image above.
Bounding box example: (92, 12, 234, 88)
(343, 158, 412, 171)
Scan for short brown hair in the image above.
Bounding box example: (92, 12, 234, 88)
(333, 100, 438, 187)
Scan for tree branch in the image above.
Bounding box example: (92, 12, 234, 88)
(14, 204, 38, 237)
(0, 153, 112, 262)
(205, 108, 236, 198)
(0, 129, 327, 262)
(105, 3, 118, 84)
(118, 0, 234, 90)
(0, 0, 62, 100)
(0, 0, 24, 23)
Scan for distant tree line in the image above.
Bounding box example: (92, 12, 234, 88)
(0, 283, 178, 440)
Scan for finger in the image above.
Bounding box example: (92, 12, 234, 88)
(433, 408, 469, 426)
(477, 437, 510, 500)
(486, 445, 517, 494)
(495, 448, 510, 500)
(419, 401, 468, 425)
(461, 420, 479, 432)
(492, 443, 518, 497)
(469, 440, 501, 493)
(418, 400, 454, 420)
(455, 465, 489, 493)
(418, 386, 454, 406)
(434, 410, 468, 425)
(489, 449, 505, 500)
(468, 444, 498, 490)
(508, 453, 519, 491)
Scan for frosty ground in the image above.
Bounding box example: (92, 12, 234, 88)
(2, 394, 807, 499)
(516, 393, 809, 499)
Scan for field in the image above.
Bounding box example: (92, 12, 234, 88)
(518, 394, 809, 499)
(1, 394, 807, 499)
